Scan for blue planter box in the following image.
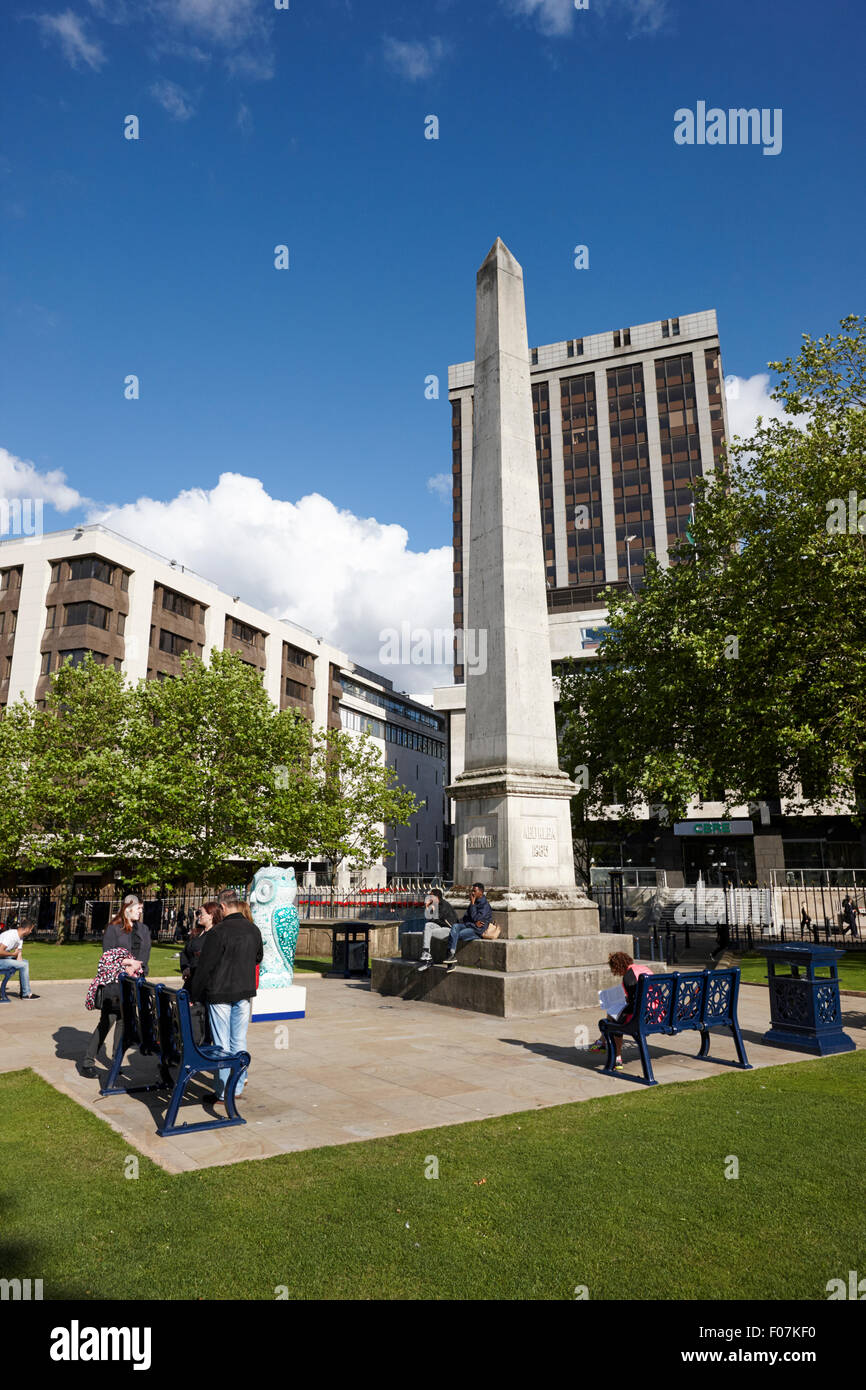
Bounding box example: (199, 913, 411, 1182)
(757, 944, 855, 1055)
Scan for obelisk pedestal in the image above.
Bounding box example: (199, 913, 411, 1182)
(372, 240, 624, 1015)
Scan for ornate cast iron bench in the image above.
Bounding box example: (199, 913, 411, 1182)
(599, 967, 752, 1086)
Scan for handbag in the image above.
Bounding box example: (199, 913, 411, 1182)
(481, 921, 501, 940)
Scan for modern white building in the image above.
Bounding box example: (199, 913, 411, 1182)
(0, 524, 447, 886)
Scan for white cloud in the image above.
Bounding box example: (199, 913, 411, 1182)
(236, 101, 252, 133)
(505, 0, 669, 38)
(724, 373, 798, 438)
(0, 447, 86, 511)
(88, 473, 455, 694)
(426, 474, 452, 504)
(383, 36, 446, 81)
(150, 0, 274, 78)
(37, 10, 107, 70)
(150, 78, 196, 120)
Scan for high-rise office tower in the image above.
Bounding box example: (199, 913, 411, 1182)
(448, 310, 728, 677)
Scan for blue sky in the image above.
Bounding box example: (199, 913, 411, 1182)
(1, 0, 864, 690)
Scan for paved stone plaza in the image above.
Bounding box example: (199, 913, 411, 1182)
(2, 973, 863, 1175)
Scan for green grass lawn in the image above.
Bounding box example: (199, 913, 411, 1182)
(1, 1054, 863, 1300)
(19, 941, 331, 982)
(737, 951, 866, 991)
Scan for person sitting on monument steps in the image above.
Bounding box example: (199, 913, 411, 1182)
(190, 888, 263, 1108)
(589, 952, 655, 1068)
(444, 883, 492, 967)
(418, 888, 458, 969)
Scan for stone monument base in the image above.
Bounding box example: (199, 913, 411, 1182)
(371, 890, 628, 1018)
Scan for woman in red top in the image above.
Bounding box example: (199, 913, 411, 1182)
(589, 951, 654, 1069)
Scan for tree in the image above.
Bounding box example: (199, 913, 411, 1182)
(125, 648, 316, 888)
(558, 316, 866, 855)
(27, 656, 129, 882)
(0, 699, 39, 878)
(307, 727, 419, 900)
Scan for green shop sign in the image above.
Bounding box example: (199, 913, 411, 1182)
(673, 819, 754, 837)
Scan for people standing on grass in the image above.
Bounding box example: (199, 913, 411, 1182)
(189, 889, 262, 1108)
(80, 894, 149, 1076)
(589, 951, 655, 1069)
(417, 888, 458, 970)
(0, 922, 39, 999)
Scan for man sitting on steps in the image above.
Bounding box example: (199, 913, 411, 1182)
(444, 883, 492, 968)
(418, 889, 458, 970)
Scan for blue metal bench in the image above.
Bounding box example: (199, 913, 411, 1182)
(599, 967, 752, 1086)
(0, 963, 25, 1001)
(98, 976, 249, 1136)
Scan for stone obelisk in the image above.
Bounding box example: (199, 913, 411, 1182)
(451, 238, 578, 889)
(372, 239, 622, 1016)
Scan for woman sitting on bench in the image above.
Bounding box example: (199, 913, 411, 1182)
(589, 951, 654, 1069)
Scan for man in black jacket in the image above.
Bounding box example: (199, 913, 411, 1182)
(190, 890, 263, 1105)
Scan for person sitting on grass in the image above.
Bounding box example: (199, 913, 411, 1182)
(0, 922, 39, 999)
(588, 951, 655, 1069)
(443, 882, 492, 968)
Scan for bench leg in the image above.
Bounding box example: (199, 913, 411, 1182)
(223, 1063, 243, 1121)
(730, 1021, 752, 1070)
(600, 1030, 617, 1075)
(698, 1028, 711, 1060)
(99, 1031, 129, 1095)
(636, 1033, 657, 1085)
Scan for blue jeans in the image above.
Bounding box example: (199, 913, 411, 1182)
(208, 999, 251, 1097)
(447, 924, 481, 954)
(0, 958, 30, 996)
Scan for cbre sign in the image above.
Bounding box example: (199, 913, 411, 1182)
(674, 820, 754, 837)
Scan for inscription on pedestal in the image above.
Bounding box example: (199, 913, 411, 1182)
(522, 818, 557, 860)
(464, 815, 499, 870)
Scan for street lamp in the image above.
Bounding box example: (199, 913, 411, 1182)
(625, 535, 638, 591)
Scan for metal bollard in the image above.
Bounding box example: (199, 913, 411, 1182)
(634, 938, 641, 960)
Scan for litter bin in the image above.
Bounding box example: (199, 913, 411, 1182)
(758, 943, 855, 1055)
(327, 921, 372, 979)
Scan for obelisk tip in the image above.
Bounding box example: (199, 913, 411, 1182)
(479, 237, 522, 278)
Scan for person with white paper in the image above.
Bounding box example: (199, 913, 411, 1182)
(588, 951, 654, 1068)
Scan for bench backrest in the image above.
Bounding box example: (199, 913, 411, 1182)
(119, 974, 145, 1050)
(137, 981, 162, 1055)
(633, 968, 741, 1032)
(156, 986, 201, 1068)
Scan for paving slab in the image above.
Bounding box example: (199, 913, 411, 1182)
(0, 973, 862, 1175)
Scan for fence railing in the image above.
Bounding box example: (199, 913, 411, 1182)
(0, 884, 440, 940)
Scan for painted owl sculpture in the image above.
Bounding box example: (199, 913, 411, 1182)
(249, 866, 300, 990)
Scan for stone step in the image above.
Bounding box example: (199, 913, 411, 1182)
(370, 956, 617, 1018)
(401, 930, 629, 973)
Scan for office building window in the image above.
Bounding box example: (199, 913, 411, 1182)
(656, 353, 704, 546)
(45, 606, 56, 629)
(158, 629, 191, 656)
(608, 361, 653, 585)
(8, 611, 17, 635)
(58, 649, 104, 668)
(64, 601, 111, 630)
(68, 556, 115, 584)
(50, 562, 62, 583)
(231, 618, 259, 645)
(561, 373, 605, 585)
(41, 651, 51, 675)
(117, 613, 126, 636)
(162, 588, 195, 619)
(285, 677, 309, 701)
(284, 642, 310, 669)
